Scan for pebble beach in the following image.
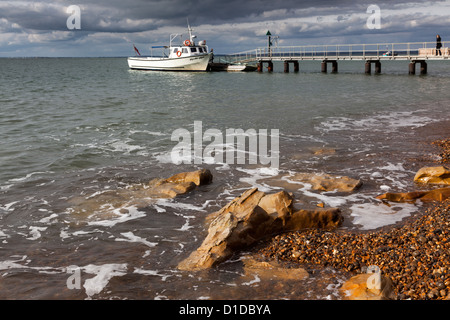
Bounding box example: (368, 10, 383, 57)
(258, 138, 450, 300)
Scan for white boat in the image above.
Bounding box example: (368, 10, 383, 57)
(207, 62, 257, 72)
(128, 24, 212, 72)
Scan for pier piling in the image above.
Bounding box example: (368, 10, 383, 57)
(284, 60, 299, 73)
(365, 60, 381, 74)
(409, 60, 427, 75)
(258, 60, 274, 72)
(321, 60, 338, 73)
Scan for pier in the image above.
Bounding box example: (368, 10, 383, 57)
(225, 41, 449, 74)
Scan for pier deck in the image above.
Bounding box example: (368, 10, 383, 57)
(224, 41, 449, 74)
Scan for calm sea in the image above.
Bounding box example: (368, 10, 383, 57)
(0, 57, 449, 299)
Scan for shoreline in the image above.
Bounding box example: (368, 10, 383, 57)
(256, 137, 450, 300)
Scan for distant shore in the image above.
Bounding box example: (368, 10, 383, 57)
(258, 137, 450, 300)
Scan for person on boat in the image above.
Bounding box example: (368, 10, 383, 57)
(436, 34, 442, 56)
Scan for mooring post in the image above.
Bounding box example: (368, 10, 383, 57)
(267, 61, 273, 72)
(293, 61, 299, 72)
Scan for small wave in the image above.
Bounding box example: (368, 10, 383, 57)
(87, 205, 146, 228)
(318, 111, 438, 133)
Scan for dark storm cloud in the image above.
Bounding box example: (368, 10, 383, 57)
(1, 0, 443, 33)
(0, 0, 449, 56)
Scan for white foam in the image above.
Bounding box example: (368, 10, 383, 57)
(87, 205, 146, 227)
(115, 231, 158, 248)
(0, 256, 29, 271)
(26, 226, 47, 240)
(350, 202, 418, 230)
(0, 201, 18, 212)
(129, 130, 167, 136)
(154, 198, 208, 212)
(379, 162, 407, 172)
(82, 263, 128, 298)
(38, 213, 59, 224)
(108, 140, 145, 154)
(318, 111, 438, 133)
(236, 167, 280, 192)
(242, 274, 261, 286)
(8, 171, 50, 183)
(133, 268, 172, 281)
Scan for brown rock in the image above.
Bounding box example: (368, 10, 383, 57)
(285, 208, 343, 231)
(340, 273, 395, 300)
(414, 166, 450, 185)
(291, 172, 362, 192)
(146, 181, 197, 198)
(164, 169, 213, 186)
(376, 187, 450, 203)
(178, 188, 343, 271)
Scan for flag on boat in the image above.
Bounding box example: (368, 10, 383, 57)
(133, 44, 141, 56)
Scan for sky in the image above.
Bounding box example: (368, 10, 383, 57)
(1, 0, 450, 57)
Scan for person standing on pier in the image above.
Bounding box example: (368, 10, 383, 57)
(436, 34, 442, 56)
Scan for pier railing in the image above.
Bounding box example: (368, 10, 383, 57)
(225, 41, 449, 64)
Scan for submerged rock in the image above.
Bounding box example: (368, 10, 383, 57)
(414, 166, 450, 185)
(178, 187, 343, 271)
(68, 169, 213, 222)
(242, 257, 309, 281)
(290, 172, 362, 192)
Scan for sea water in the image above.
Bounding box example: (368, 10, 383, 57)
(0, 58, 449, 299)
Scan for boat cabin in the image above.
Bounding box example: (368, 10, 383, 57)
(169, 40, 209, 58)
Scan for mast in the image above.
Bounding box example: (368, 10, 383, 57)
(187, 18, 196, 45)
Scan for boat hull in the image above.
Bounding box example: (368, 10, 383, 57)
(128, 53, 212, 71)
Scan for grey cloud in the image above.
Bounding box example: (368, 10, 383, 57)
(2, 0, 441, 33)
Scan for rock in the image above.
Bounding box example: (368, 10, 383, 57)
(310, 147, 336, 156)
(146, 181, 197, 198)
(340, 273, 395, 300)
(285, 208, 343, 231)
(178, 188, 343, 271)
(69, 169, 213, 222)
(164, 168, 213, 186)
(414, 166, 450, 185)
(291, 172, 362, 192)
(242, 257, 309, 281)
(376, 187, 450, 203)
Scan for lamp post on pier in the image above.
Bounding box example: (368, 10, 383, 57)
(266, 30, 272, 57)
